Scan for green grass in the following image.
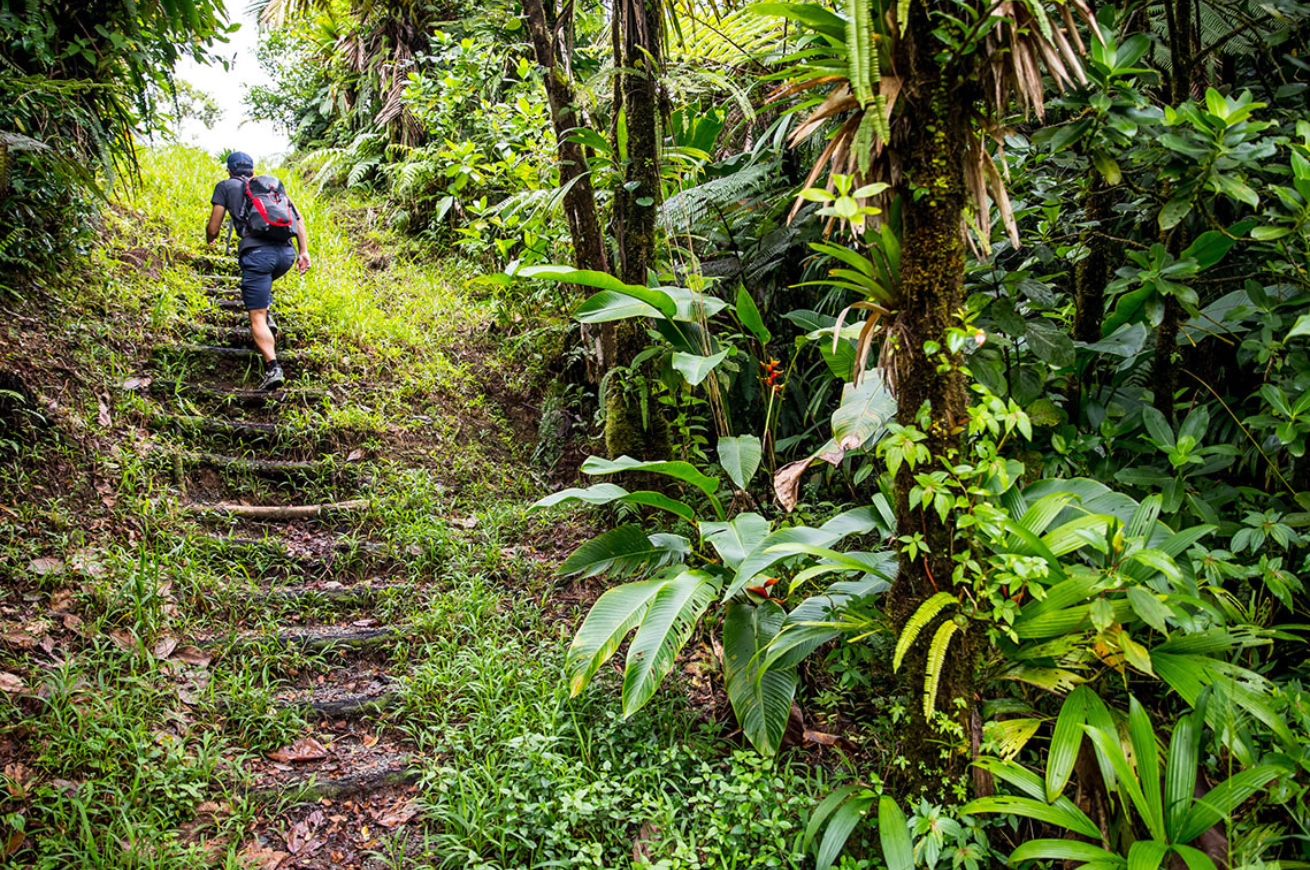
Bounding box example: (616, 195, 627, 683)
(0, 145, 863, 869)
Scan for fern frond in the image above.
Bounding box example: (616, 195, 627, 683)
(892, 591, 958, 672)
(923, 618, 961, 719)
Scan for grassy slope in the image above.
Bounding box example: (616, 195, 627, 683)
(0, 147, 848, 870)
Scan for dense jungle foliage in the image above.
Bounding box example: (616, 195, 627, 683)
(5, 0, 1310, 865)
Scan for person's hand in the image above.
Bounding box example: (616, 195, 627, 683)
(297, 252, 311, 274)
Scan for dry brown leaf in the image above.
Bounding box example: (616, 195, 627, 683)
(108, 628, 138, 652)
(61, 614, 84, 632)
(172, 646, 212, 668)
(97, 398, 111, 428)
(237, 842, 289, 870)
(49, 589, 74, 611)
(803, 729, 840, 746)
(268, 737, 330, 764)
(352, 618, 379, 628)
(376, 800, 418, 828)
(28, 558, 64, 576)
(0, 673, 25, 694)
(361, 732, 379, 748)
(1, 631, 37, 649)
(1, 829, 23, 859)
(346, 448, 365, 462)
(121, 377, 153, 391)
(152, 637, 178, 660)
(452, 516, 478, 529)
(773, 459, 812, 513)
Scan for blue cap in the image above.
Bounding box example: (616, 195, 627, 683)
(226, 151, 254, 175)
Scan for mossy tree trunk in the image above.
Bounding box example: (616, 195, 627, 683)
(1068, 175, 1113, 417)
(523, 0, 608, 277)
(886, 14, 978, 783)
(604, 0, 669, 461)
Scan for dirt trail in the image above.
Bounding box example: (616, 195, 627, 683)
(141, 253, 430, 867)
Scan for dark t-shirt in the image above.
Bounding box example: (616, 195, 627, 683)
(211, 176, 300, 254)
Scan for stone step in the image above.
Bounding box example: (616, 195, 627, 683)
(149, 380, 330, 407)
(190, 253, 239, 275)
(153, 344, 301, 364)
(173, 451, 340, 479)
(191, 327, 294, 347)
(204, 625, 405, 655)
(148, 413, 298, 444)
(239, 731, 417, 802)
(181, 498, 370, 522)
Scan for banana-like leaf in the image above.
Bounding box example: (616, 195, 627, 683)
(831, 377, 896, 451)
(718, 435, 763, 489)
(622, 570, 720, 715)
(533, 483, 697, 523)
(574, 290, 665, 323)
(724, 601, 798, 755)
(725, 525, 842, 600)
(521, 265, 678, 318)
(672, 349, 729, 386)
(582, 455, 721, 500)
(565, 578, 667, 695)
(557, 525, 687, 578)
(702, 512, 771, 570)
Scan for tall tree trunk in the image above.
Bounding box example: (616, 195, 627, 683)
(604, 0, 669, 461)
(887, 29, 977, 781)
(522, 0, 609, 277)
(1068, 174, 1113, 418)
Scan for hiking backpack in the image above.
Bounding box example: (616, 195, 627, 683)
(240, 175, 296, 242)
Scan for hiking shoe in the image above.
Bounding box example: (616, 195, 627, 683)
(259, 362, 285, 391)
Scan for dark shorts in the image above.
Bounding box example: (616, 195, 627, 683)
(239, 244, 297, 311)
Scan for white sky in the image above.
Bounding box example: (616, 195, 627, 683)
(174, 10, 292, 165)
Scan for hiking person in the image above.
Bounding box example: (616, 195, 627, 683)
(205, 151, 310, 391)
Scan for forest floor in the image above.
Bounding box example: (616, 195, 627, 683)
(0, 147, 850, 870)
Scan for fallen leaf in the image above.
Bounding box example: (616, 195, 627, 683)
(803, 729, 840, 746)
(48, 589, 74, 611)
(1, 829, 22, 859)
(361, 732, 379, 748)
(237, 842, 288, 870)
(346, 448, 365, 462)
(121, 377, 153, 391)
(352, 618, 379, 628)
(376, 800, 418, 827)
(62, 614, 83, 632)
(108, 628, 138, 652)
(28, 558, 64, 576)
(268, 737, 330, 764)
(1, 631, 37, 649)
(152, 637, 178, 659)
(172, 646, 211, 668)
(0, 673, 25, 694)
(97, 398, 111, 428)
(452, 516, 478, 529)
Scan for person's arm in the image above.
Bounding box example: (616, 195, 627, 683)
(293, 203, 311, 273)
(205, 204, 226, 244)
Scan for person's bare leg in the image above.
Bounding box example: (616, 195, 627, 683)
(249, 309, 277, 363)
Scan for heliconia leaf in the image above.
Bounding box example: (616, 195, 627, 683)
(724, 601, 798, 755)
(718, 435, 763, 490)
(878, 796, 915, 870)
(831, 377, 896, 451)
(565, 578, 667, 695)
(736, 285, 772, 343)
(672, 349, 729, 386)
(520, 265, 678, 317)
(582, 455, 722, 500)
(556, 525, 686, 578)
(533, 484, 697, 523)
(622, 571, 719, 715)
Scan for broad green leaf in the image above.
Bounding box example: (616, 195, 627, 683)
(1128, 696, 1166, 839)
(1288, 314, 1310, 339)
(816, 793, 875, 870)
(1165, 706, 1201, 840)
(672, 349, 729, 386)
(804, 785, 863, 853)
(1182, 230, 1236, 270)
(702, 512, 771, 570)
(1047, 686, 1091, 802)
(737, 285, 771, 343)
(1175, 766, 1282, 843)
(724, 601, 798, 755)
(582, 455, 721, 499)
(1026, 318, 1076, 367)
(623, 570, 719, 715)
(1126, 587, 1171, 633)
(574, 290, 664, 323)
(1173, 845, 1220, 870)
(522, 265, 678, 317)
(1010, 840, 1124, 865)
(533, 484, 697, 523)
(1159, 197, 1194, 229)
(1126, 841, 1170, 870)
(726, 525, 842, 600)
(963, 796, 1102, 840)
(718, 435, 763, 489)
(565, 578, 666, 695)
(557, 525, 684, 578)
(878, 797, 915, 870)
(831, 377, 896, 451)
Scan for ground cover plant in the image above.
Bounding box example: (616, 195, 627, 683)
(4, 0, 1310, 867)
